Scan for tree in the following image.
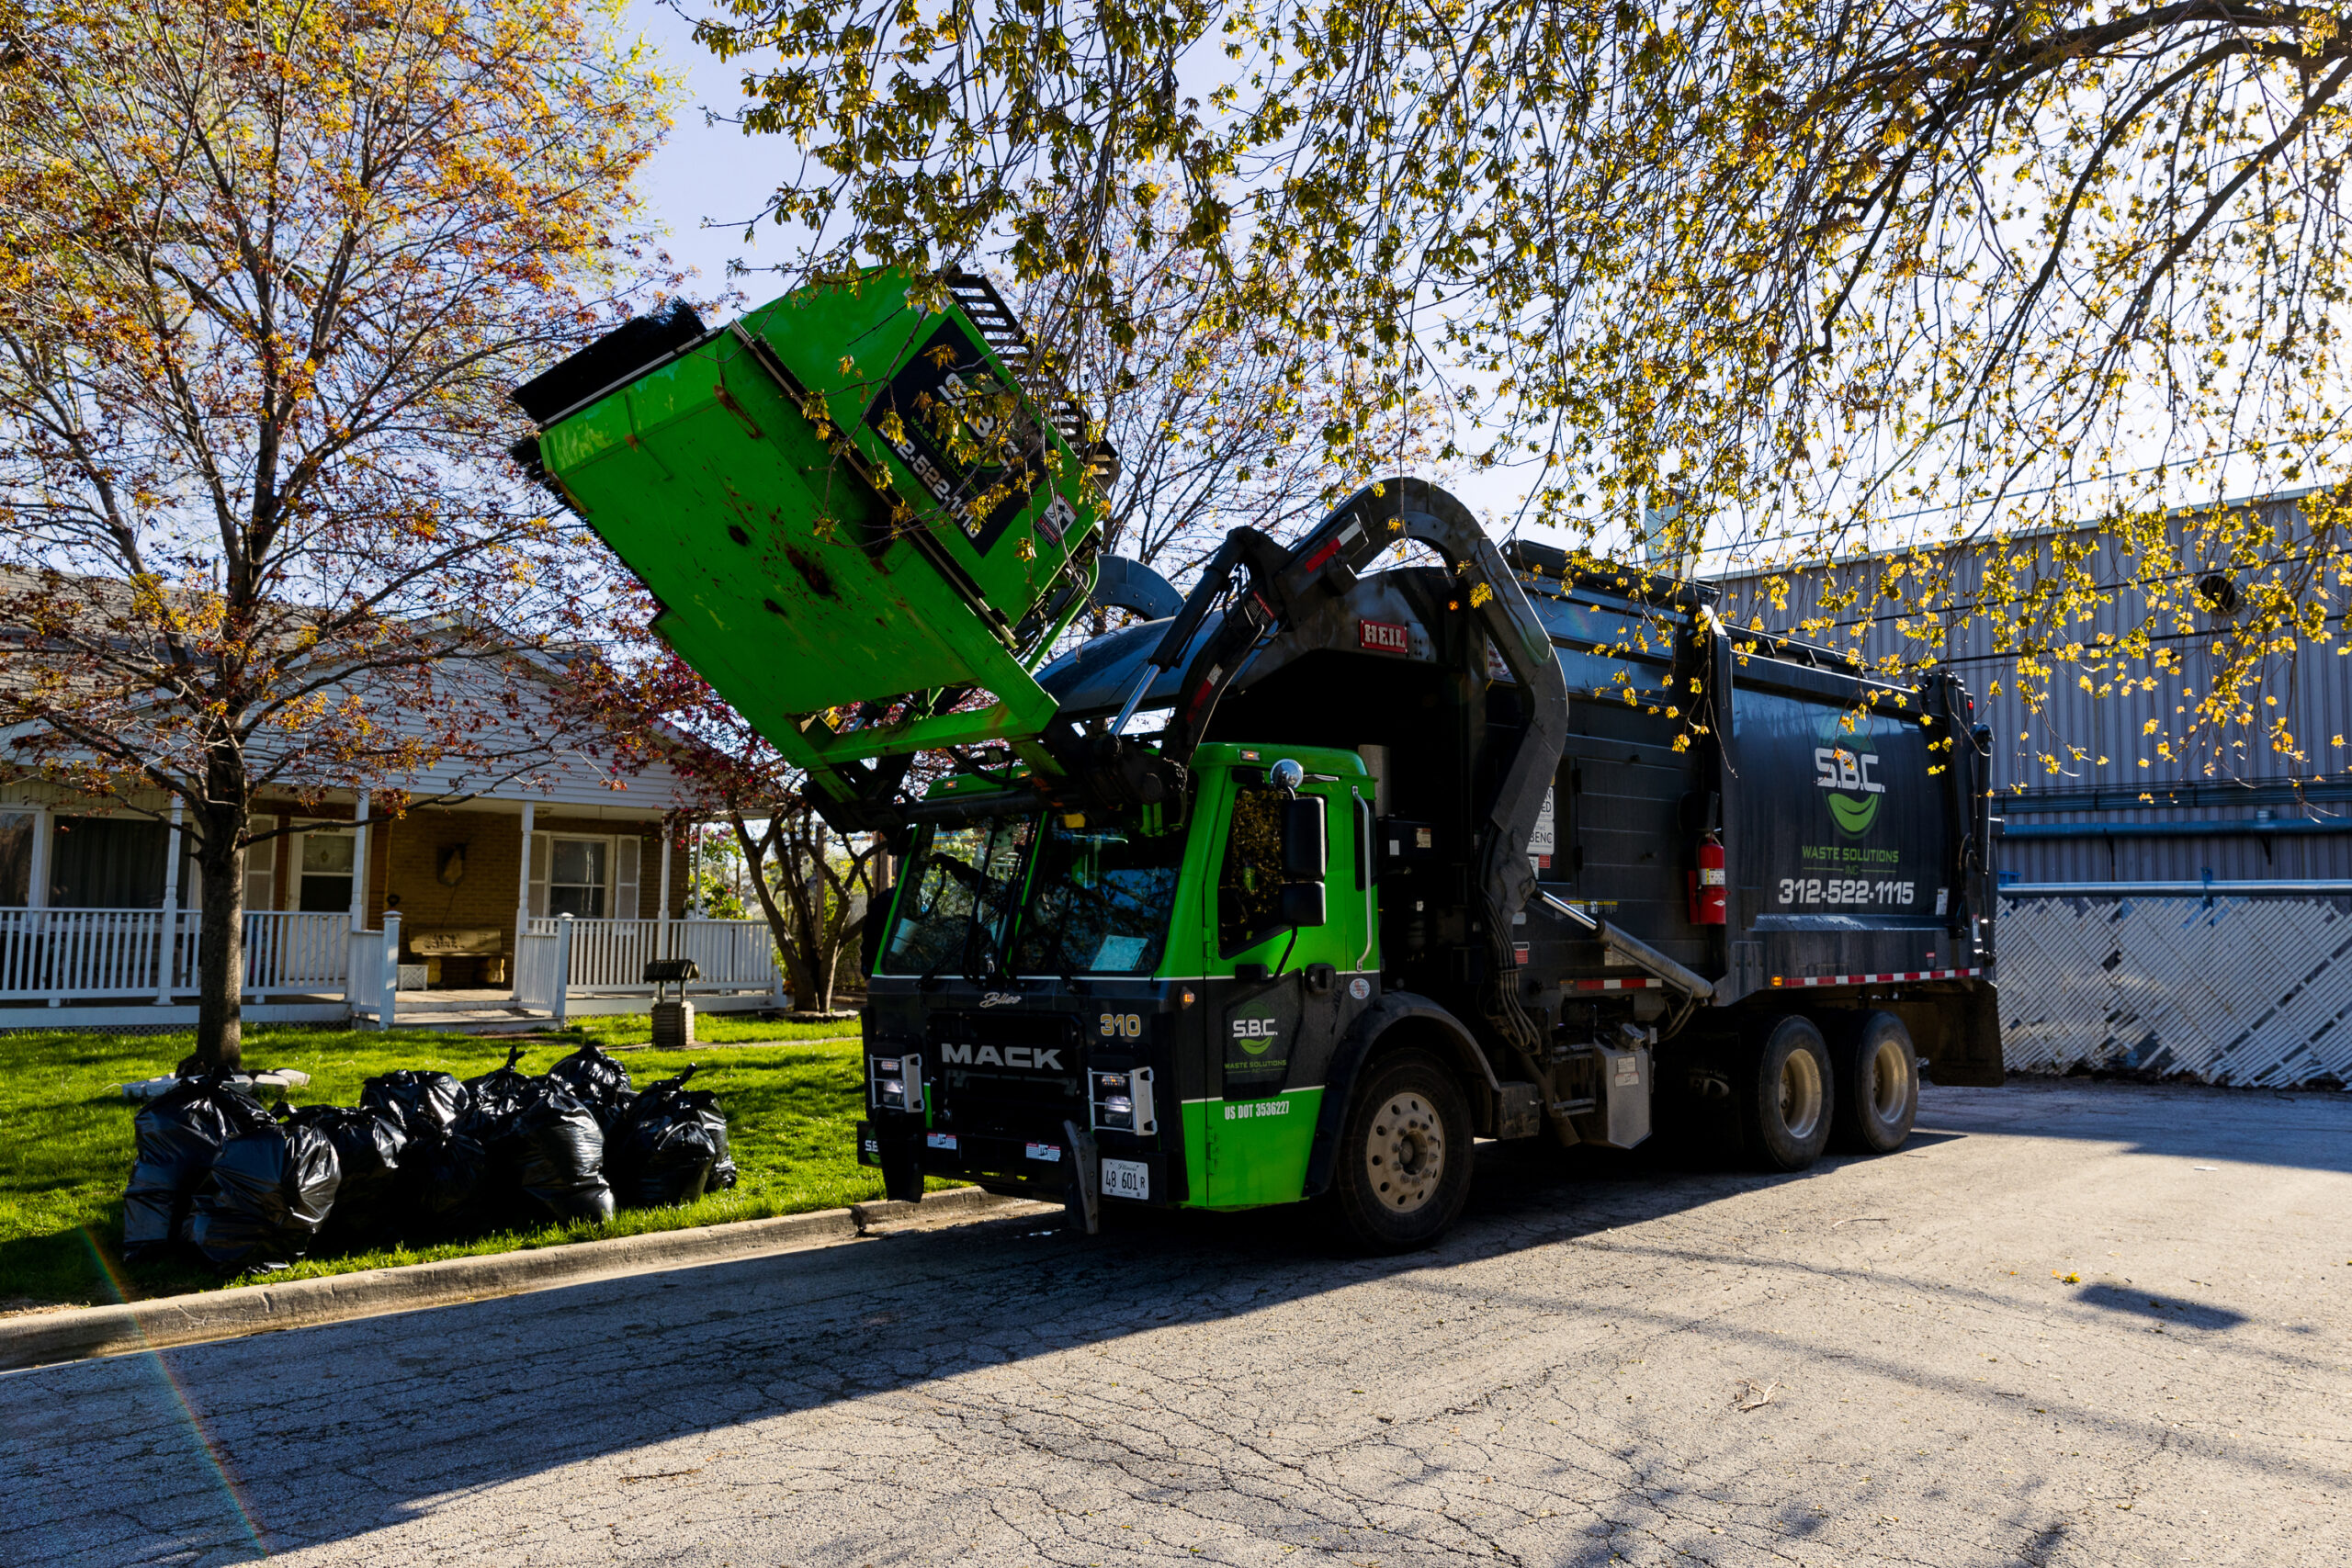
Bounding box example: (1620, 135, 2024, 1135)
(728, 803, 880, 1013)
(0, 0, 674, 1066)
(1007, 182, 1452, 601)
(696, 0, 2352, 775)
(563, 631, 883, 1012)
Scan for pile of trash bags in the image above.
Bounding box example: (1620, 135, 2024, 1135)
(121, 1043, 736, 1276)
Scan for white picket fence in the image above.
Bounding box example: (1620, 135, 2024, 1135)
(0, 908, 782, 1028)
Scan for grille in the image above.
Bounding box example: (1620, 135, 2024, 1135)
(929, 1010, 1085, 1136)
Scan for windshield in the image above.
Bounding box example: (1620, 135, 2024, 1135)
(877, 818, 1035, 977)
(1009, 816, 1185, 976)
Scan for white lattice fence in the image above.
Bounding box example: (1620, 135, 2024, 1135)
(1997, 894, 2352, 1086)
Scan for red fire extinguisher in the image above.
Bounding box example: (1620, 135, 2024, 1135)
(1689, 833, 1727, 925)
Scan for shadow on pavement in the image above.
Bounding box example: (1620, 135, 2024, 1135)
(2, 1077, 2342, 1565)
(1920, 1074, 2352, 1173)
(2073, 1282, 2249, 1330)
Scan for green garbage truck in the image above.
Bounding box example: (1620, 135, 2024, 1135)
(514, 270, 2002, 1251)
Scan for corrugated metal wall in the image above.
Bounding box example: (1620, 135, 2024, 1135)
(1998, 891, 2352, 1087)
(1709, 491, 2352, 884)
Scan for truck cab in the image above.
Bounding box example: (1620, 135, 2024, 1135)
(861, 743, 1412, 1224)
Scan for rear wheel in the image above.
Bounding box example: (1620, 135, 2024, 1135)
(1738, 1016, 1834, 1171)
(1332, 1049, 1473, 1253)
(1830, 1010, 1918, 1154)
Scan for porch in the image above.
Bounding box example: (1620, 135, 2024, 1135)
(0, 784, 790, 1030)
(0, 908, 786, 1032)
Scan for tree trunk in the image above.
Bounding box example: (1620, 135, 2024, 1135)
(192, 798, 249, 1071)
(730, 812, 817, 1009)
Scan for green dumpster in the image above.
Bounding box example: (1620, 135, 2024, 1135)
(521, 270, 1102, 806)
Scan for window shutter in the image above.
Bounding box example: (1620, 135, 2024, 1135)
(527, 831, 550, 919)
(242, 814, 276, 912)
(615, 837, 640, 920)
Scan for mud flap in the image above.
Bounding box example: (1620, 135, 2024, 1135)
(878, 1132, 926, 1203)
(1063, 1119, 1101, 1235)
(1904, 981, 2006, 1088)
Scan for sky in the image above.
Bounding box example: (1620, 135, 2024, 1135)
(628, 1, 785, 300)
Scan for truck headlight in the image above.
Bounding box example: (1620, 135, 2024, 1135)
(869, 1053, 922, 1112)
(1091, 1066, 1154, 1135)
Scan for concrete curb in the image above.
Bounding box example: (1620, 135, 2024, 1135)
(0, 1186, 1036, 1373)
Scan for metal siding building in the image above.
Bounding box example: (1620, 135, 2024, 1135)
(1709, 489, 2352, 886)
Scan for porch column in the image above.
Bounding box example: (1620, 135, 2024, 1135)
(688, 818, 702, 918)
(30, 807, 52, 1006)
(156, 802, 183, 1003)
(348, 790, 371, 933)
(655, 820, 673, 959)
(27, 807, 48, 910)
(510, 799, 535, 1004)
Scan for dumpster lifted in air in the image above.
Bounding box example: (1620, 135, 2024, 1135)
(514, 270, 2002, 1251)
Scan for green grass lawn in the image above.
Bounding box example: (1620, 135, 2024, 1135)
(0, 1014, 921, 1312)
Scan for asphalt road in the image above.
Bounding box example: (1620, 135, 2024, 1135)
(5, 1076, 2346, 1568)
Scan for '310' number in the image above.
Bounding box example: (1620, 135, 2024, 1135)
(1098, 1013, 1143, 1039)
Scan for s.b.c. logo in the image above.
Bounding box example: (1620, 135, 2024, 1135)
(1814, 738, 1888, 836)
(1230, 1016, 1281, 1056)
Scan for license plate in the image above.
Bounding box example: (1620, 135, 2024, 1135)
(926, 1132, 958, 1151)
(1100, 1158, 1150, 1201)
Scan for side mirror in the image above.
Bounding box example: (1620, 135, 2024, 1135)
(1281, 795, 1327, 880)
(1277, 881, 1327, 928)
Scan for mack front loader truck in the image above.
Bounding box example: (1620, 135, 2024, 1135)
(511, 270, 2002, 1251)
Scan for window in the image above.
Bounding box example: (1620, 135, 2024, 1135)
(877, 818, 1034, 976)
(549, 838, 607, 918)
(526, 833, 640, 920)
(293, 823, 356, 914)
(51, 815, 167, 908)
(1009, 817, 1184, 976)
(1216, 784, 1288, 954)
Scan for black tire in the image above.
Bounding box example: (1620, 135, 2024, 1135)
(1829, 1010, 1919, 1154)
(1332, 1049, 1474, 1253)
(1737, 1016, 1834, 1171)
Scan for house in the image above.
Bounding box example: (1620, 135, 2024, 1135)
(0, 658, 784, 1030)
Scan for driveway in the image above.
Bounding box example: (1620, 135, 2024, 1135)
(4, 1077, 2346, 1566)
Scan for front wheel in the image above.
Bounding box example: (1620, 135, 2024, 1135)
(1738, 1016, 1834, 1172)
(1331, 1049, 1473, 1253)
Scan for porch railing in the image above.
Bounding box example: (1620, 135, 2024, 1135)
(0, 908, 355, 1002)
(0, 907, 783, 1021)
(524, 916, 782, 995)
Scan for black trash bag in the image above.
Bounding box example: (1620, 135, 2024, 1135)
(458, 1044, 542, 1147)
(608, 1066, 735, 1208)
(402, 1123, 492, 1221)
(463, 1044, 537, 1122)
(284, 1105, 408, 1233)
(360, 1069, 469, 1138)
(185, 1121, 341, 1273)
(501, 1082, 616, 1224)
(545, 1042, 633, 1128)
(121, 1072, 276, 1263)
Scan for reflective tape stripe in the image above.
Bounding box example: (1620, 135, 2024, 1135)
(1769, 966, 1984, 988)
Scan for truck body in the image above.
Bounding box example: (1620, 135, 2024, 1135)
(516, 274, 2002, 1249)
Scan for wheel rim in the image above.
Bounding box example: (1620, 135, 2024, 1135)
(1364, 1090, 1446, 1213)
(1776, 1048, 1824, 1142)
(1868, 1038, 1910, 1124)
